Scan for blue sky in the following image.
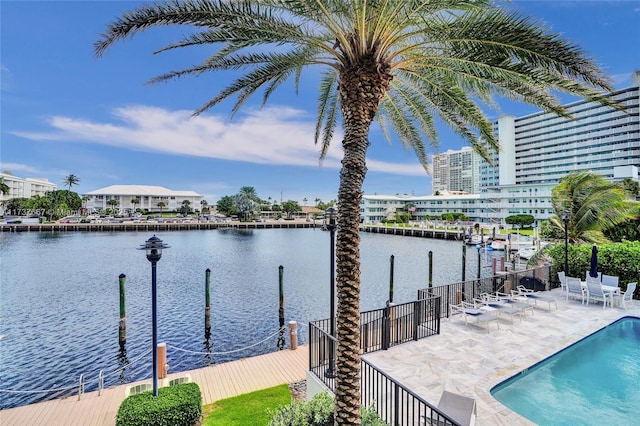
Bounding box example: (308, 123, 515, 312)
(1, 1, 639, 205)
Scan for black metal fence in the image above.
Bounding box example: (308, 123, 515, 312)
(362, 359, 461, 426)
(309, 295, 441, 398)
(417, 265, 552, 318)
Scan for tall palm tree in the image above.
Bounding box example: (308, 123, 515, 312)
(549, 171, 636, 244)
(63, 174, 80, 191)
(95, 2, 612, 422)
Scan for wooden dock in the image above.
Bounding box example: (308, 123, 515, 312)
(0, 345, 309, 426)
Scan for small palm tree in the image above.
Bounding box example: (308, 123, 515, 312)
(63, 174, 80, 191)
(95, 2, 613, 422)
(157, 201, 166, 215)
(0, 178, 10, 196)
(106, 199, 119, 215)
(549, 171, 637, 243)
(131, 197, 141, 214)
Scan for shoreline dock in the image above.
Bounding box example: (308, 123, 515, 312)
(0, 345, 309, 426)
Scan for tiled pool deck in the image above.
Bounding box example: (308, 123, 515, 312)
(363, 288, 640, 425)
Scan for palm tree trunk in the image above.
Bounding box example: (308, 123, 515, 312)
(334, 60, 391, 425)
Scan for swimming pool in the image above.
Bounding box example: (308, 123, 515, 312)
(491, 316, 640, 425)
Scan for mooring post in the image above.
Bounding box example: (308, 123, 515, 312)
(388, 255, 395, 305)
(288, 320, 298, 350)
(428, 250, 433, 288)
(157, 342, 167, 379)
(477, 246, 482, 279)
(462, 244, 467, 282)
(118, 273, 126, 346)
(279, 265, 285, 328)
(205, 268, 211, 334)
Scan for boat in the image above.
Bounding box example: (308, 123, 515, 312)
(491, 234, 535, 251)
(517, 246, 539, 260)
(464, 235, 486, 246)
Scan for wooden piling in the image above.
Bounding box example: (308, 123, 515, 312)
(477, 246, 481, 279)
(118, 274, 126, 346)
(157, 343, 167, 379)
(428, 250, 433, 288)
(205, 268, 211, 334)
(462, 245, 467, 282)
(288, 321, 298, 350)
(388, 255, 395, 304)
(279, 265, 285, 328)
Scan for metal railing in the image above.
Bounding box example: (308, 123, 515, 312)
(417, 265, 552, 318)
(309, 295, 442, 418)
(362, 359, 460, 426)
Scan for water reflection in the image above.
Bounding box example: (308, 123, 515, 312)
(0, 229, 498, 409)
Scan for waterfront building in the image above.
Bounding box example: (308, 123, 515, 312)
(431, 147, 481, 194)
(0, 172, 57, 204)
(84, 185, 203, 214)
(363, 71, 640, 225)
(484, 70, 640, 189)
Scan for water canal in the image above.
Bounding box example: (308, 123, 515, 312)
(0, 228, 500, 409)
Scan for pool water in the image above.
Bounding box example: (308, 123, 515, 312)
(491, 317, 640, 425)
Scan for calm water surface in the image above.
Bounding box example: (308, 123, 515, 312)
(0, 228, 495, 409)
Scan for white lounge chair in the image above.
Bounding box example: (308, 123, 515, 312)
(450, 302, 499, 332)
(612, 282, 636, 310)
(422, 390, 477, 426)
(585, 279, 610, 308)
(515, 285, 558, 310)
(477, 293, 522, 323)
(437, 390, 477, 426)
(566, 276, 587, 304)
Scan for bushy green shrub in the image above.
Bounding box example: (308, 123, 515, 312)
(116, 383, 202, 426)
(547, 240, 640, 296)
(268, 392, 388, 426)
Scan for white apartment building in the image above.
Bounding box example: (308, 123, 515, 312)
(366, 71, 640, 225)
(0, 172, 57, 202)
(84, 185, 203, 214)
(489, 71, 640, 188)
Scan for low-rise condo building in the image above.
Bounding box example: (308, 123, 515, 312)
(84, 185, 203, 214)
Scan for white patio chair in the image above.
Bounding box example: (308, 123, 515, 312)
(585, 279, 610, 308)
(566, 276, 587, 304)
(585, 271, 602, 282)
(557, 271, 567, 294)
(602, 274, 619, 288)
(612, 282, 636, 310)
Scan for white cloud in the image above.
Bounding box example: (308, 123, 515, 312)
(0, 162, 43, 175)
(9, 105, 426, 176)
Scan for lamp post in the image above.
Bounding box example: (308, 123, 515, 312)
(324, 207, 337, 378)
(138, 235, 170, 396)
(562, 210, 569, 275)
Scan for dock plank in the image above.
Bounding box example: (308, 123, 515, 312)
(0, 346, 308, 426)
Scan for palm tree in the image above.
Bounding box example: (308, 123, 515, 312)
(131, 197, 140, 213)
(156, 201, 166, 215)
(0, 178, 10, 196)
(106, 199, 119, 215)
(549, 171, 637, 243)
(95, 2, 612, 422)
(63, 174, 80, 190)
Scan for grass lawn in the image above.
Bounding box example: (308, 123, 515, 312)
(201, 384, 292, 426)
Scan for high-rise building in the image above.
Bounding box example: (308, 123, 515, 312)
(431, 147, 481, 194)
(367, 71, 640, 225)
(483, 70, 640, 188)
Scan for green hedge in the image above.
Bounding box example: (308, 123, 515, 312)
(547, 240, 640, 295)
(116, 382, 202, 426)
